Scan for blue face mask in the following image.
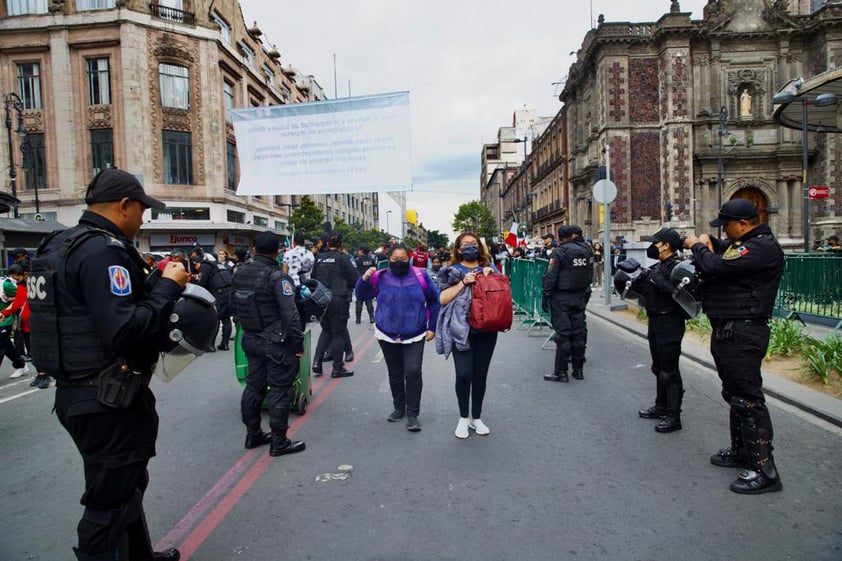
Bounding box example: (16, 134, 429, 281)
(460, 246, 481, 262)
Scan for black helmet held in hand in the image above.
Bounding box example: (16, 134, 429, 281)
(155, 284, 219, 381)
(296, 278, 332, 323)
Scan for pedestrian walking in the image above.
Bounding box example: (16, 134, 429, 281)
(28, 168, 190, 561)
(629, 227, 687, 433)
(436, 232, 499, 439)
(684, 199, 784, 494)
(231, 231, 306, 457)
(282, 232, 315, 287)
(592, 241, 604, 287)
(310, 232, 359, 377)
(0, 273, 29, 379)
(356, 244, 440, 432)
(542, 225, 593, 382)
(353, 246, 376, 324)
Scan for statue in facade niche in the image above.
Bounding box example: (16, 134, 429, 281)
(740, 89, 753, 118)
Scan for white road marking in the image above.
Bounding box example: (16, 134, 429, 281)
(0, 389, 41, 404)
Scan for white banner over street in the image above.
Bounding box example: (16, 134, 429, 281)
(231, 92, 412, 195)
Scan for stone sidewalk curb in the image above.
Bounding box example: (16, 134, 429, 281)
(586, 299, 842, 429)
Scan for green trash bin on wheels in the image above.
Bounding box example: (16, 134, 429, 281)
(234, 324, 312, 414)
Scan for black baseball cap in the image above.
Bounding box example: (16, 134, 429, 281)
(558, 225, 583, 239)
(10, 248, 28, 258)
(709, 199, 758, 227)
(85, 169, 165, 209)
(254, 231, 281, 255)
(645, 227, 682, 249)
(542, 233, 554, 240)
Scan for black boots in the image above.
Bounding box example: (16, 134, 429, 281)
(571, 368, 584, 380)
(547, 349, 569, 382)
(655, 375, 683, 433)
(312, 360, 323, 376)
(269, 433, 306, 457)
(727, 397, 782, 494)
(711, 410, 747, 467)
(544, 371, 569, 382)
(244, 431, 271, 449)
(331, 366, 354, 378)
(153, 549, 182, 561)
(640, 374, 667, 418)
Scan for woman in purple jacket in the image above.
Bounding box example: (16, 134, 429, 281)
(356, 244, 440, 432)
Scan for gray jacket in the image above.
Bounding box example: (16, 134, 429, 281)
(434, 266, 471, 358)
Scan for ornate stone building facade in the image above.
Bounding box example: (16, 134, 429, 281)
(556, 0, 842, 248)
(0, 0, 377, 252)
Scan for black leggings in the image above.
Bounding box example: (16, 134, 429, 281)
(452, 331, 498, 419)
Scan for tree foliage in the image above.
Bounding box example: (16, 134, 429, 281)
(289, 196, 325, 241)
(426, 229, 449, 250)
(330, 217, 390, 251)
(452, 200, 496, 241)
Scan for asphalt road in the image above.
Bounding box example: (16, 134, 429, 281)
(1, 314, 841, 561)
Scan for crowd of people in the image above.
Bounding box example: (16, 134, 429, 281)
(11, 168, 786, 560)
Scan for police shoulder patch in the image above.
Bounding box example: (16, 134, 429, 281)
(722, 245, 742, 261)
(108, 265, 132, 296)
(281, 279, 294, 296)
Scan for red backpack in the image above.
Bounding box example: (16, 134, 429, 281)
(468, 273, 513, 332)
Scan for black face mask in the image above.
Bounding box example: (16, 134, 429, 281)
(460, 246, 481, 262)
(389, 260, 410, 276)
(646, 244, 661, 260)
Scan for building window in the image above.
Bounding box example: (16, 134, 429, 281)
(253, 215, 268, 227)
(90, 129, 114, 177)
(158, 63, 190, 109)
(262, 65, 275, 87)
(212, 12, 231, 44)
(86, 58, 111, 105)
(22, 133, 46, 190)
(227, 209, 245, 224)
(274, 220, 286, 231)
(6, 0, 47, 15)
(280, 83, 290, 102)
(17, 63, 42, 110)
(223, 81, 234, 122)
(226, 141, 237, 191)
(162, 130, 193, 185)
(151, 207, 209, 220)
(76, 0, 116, 9)
(239, 43, 255, 68)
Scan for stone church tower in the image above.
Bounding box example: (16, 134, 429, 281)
(559, 0, 842, 248)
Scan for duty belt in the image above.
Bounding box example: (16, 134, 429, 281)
(55, 376, 99, 387)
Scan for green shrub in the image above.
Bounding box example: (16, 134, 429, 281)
(766, 318, 806, 359)
(686, 313, 712, 334)
(635, 306, 648, 322)
(800, 334, 842, 384)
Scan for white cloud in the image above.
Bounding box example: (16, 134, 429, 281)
(240, 0, 709, 239)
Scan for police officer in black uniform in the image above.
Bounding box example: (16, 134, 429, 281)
(354, 246, 376, 324)
(189, 255, 232, 351)
(231, 231, 306, 456)
(542, 225, 593, 382)
(684, 199, 784, 494)
(28, 169, 187, 561)
(631, 227, 686, 433)
(310, 232, 359, 377)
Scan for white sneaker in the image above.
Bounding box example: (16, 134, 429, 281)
(469, 418, 490, 435)
(10, 364, 31, 379)
(454, 417, 470, 439)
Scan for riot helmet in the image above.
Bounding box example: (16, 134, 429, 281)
(155, 284, 219, 382)
(296, 278, 332, 323)
(613, 258, 644, 300)
(670, 260, 703, 318)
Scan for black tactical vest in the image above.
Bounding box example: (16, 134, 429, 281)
(644, 255, 683, 315)
(554, 241, 593, 291)
(231, 260, 284, 337)
(702, 234, 783, 320)
(28, 227, 130, 380)
(312, 249, 350, 297)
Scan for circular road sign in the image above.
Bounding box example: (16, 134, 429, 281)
(593, 179, 617, 204)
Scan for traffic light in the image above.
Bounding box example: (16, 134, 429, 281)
(666, 202, 673, 221)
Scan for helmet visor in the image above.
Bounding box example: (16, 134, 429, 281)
(154, 345, 199, 383)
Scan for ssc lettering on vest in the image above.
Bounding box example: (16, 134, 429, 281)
(320, 258, 336, 263)
(26, 273, 55, 305)
(572, 258, 589, 267)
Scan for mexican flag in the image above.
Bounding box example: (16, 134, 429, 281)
(504, 221, 518, 249)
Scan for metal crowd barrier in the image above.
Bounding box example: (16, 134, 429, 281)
(775, 253, 842, 327)
(505, 258, 553, 346)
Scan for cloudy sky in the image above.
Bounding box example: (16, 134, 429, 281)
(240, 0, 708, 239)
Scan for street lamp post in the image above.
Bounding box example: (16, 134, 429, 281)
(386, 209, 392, 238)
(772, 91, 838, 252)
(4, 92, 26, 218)
(716, 106, 728, 236)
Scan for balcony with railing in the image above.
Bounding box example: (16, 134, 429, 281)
(149, 3, 195, 25)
